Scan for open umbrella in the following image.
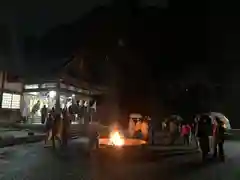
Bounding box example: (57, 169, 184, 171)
(167, 115, 183, 122)
(209, 112, 231, 130)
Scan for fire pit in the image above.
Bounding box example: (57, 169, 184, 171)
(99, 130, 147, 147)
(99, 138, 147, 147)
(96, 130, 148, 161)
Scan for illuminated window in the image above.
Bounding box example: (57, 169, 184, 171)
(1, 93, 21, 109)
(77, 89, 83, 93)
(2, 93, 12, 108)
(40, 83, 56, 88)
(68, 86, 76, 91)
(24, 84, 39, 89)
(11, 94, 21, 109)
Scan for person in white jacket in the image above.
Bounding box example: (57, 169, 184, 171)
(128, 119, 135, 138)
(141, 119, 149, 141)
(21, 101, 29, 123)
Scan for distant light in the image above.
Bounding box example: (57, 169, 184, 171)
(49, 91, 56, 98)
(118, 39, 125, 47)
(29, 92, 38, 96)
(105, 55, 109, 61)
(84, 101, 88, 107)
(185, 89, 188, 92)
(72, 94, 75, 97)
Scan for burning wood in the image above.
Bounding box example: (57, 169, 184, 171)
(109, 131, 125, 147)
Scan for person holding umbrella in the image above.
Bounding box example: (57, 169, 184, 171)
(196, 114, 212, 161)
(213, 117, 226, 161)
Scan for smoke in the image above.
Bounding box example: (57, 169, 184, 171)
(95, 56, 123, 125)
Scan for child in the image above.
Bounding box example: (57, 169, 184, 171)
(181, 124, 191, 145)
(44, 113, 54, 145)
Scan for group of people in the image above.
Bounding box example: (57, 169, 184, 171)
(41, 100, 90, 125)
(128, 116, 154, 143)
(164, 121, 194, 146)
(164, 114, 226, 161)
(195, 115, 226, 161)
(181, 116, 226, 161)
(181, 124, 193, 145)
(44, 107, 71, 149)
(42, 105, 99, 151)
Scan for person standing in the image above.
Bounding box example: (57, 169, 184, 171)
(135, 119, 142, 137)
(128, 118, 135, 138)
(186, 124, 192, 144)
(30, 100, 40, 123)
(213, 117, 225, 161)
(88, 124, 99, 151)
(191, 122, 199, 148)
(21, 99, 29, 123)
(62, 108, 70, 148)
(51, 110, 62, 149)
(169, 120, 179, 144)
(181, 124, 190, 145)
(68, 104, 74, 124)
(41, 105, 48, 124)
(44, 113, 54, 146)
(196, 115, 212, 161)
(147, 116, 154, 145)
(141, 117, 149, 141)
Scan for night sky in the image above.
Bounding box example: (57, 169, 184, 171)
(1, 0, 240, 127)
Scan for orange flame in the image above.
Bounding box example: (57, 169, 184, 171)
(109, 131, 124, 146)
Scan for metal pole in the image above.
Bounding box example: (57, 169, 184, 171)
(87, 100, 90, 124)
(55, 81, 61, 114)
(0, 71, 6, 107)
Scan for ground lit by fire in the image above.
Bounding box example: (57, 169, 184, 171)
(98, 129, 147, 148)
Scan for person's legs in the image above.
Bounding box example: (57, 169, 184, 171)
(183, 135, 187, 145)
(193, 134, 199, 148)
(44, 130, 49, 144)
(204, 136, 210, 153)
(52, 135, 56, 149)
(61, 131, 67, 148)
(186, 134, 190, 145)
(199, 138, 208, 161)
(89, 134, 98, 150)
(184, 135, 189, 145)
(218, 140, 225, 161)
(213, 141, 218, 158)
(95, 136, 99, 149)
(51, 128, 56, 149)
(41, 116, 44, 124)
(189, 132, 192, 144)
(22, 116, 26, 123)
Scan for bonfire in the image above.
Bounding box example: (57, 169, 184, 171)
(109, 131, 125, 147)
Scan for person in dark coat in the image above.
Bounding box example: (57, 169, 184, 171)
(41, 105, 48, 124)
(61, 108, 70, 148)
(213, 117, 225, 161)
(148, 116, 155, 145)
(44, 113, 54, 145)
(196, 114, 212, 160)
